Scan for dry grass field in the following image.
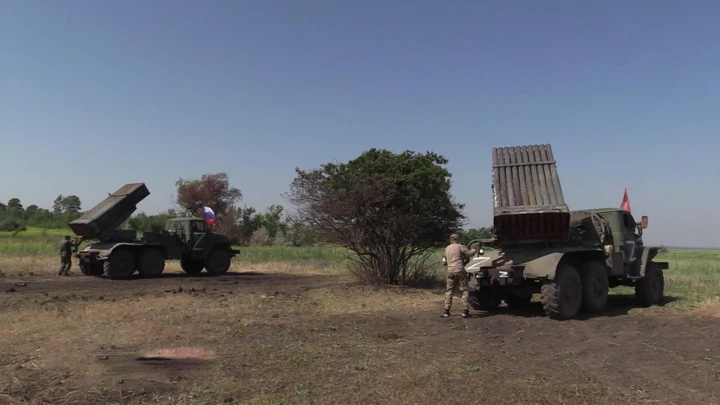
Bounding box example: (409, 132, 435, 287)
(1, 239, 720, 404)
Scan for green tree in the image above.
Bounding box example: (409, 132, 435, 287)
(53, 195, 64, 214)
(24, 204, 39, 220)
(7, 198, 22, 211)
(287, 148, 465, 285)
(456, 227, 493, 243)
(128, 210, 178, 233)
(237, 205, 259, 244)
(254, 204, 289, 240)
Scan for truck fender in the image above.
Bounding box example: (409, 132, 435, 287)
(522, 252, 567, 280)
(202, 242, 234, 259)
(464, 254, 494, 274)
(638, 247, 669, 277)
(97, 242, 138, 259)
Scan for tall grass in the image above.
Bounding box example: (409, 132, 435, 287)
(0, 227, 68, 256)
(0, 228, 355, 267)
(614, 249, 720, 308)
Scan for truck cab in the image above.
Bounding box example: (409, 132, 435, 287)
(165, 217, 208, 245)
(163, 216, 238, 270)
(576, 208, 649, 277)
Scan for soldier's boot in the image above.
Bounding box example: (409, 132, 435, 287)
(461, 309, 470, 318)
(442, 309, 450, 317)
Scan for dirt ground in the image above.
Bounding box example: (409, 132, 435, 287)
(1, 259, 719, 405)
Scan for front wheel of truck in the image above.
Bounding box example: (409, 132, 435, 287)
(635, 262, 664, 307)
(541, 263, 583, 320)
(205, 246, 231, 275)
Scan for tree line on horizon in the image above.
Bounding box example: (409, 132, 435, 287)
(1, 148, 492, 285)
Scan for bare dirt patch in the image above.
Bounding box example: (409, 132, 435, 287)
(1, 258, 719, 404)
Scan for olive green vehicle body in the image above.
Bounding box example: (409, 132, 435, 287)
(463, 145, 668, 320)
(69, 183, 239, 279)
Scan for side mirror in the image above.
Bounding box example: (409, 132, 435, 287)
(639, 216, 648, 229)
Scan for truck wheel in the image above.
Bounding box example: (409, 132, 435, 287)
(635, 262, 664, 307)
(541, 263, 582, 320)
(90, 263, 104, 276)
(580, 260, 609, 313)
(205, 247, 231, 275)
(137, 248, 165, 278)
(103, 249, 135, 280)
(181, 257, 204, 275)
(81, 259, 103, 276)
(468, 287, 502, 311)
(79, 258, 93, 276)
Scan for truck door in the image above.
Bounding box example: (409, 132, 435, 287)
(190, 220, 208, 248)
(622, 212, 641, 276)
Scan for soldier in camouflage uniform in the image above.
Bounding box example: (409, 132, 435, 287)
(58, 235, 74, 276)
(442, 234, 476, 318)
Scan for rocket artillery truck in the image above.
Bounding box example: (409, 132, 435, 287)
(463, 144, 668, 320)
(69, 183, 240, 279)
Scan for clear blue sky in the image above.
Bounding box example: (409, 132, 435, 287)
(1, 1, 718, 247)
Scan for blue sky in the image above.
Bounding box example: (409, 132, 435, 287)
(1, 1, 718, 247)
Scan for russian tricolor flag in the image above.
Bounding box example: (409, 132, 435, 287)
(203, 206, 216, 227)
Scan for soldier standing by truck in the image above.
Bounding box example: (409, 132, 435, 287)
(58, 235, 74, 275)
(442, 234, 476, 318)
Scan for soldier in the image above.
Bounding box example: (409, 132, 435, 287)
(442, 234, 476, 318)
(58, 235, 74, 276)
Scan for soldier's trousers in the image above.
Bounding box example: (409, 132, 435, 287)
(445, 270, 469, 311)
(58, 257, 71, 275)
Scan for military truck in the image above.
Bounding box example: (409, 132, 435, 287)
(69, 183, 240, 279)
(463, 144, 668, 320)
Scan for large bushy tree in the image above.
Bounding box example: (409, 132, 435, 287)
(174, 173, 243, 242)
(175, 173, 242, 217)
(53, 195, 82, 214)
(287, 148, 465, 285)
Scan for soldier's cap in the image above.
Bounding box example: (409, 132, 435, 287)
(450, 234, 459, 241)
(64, 235, 71, 240)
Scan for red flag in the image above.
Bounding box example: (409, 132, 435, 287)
(621, 188, 631, 212)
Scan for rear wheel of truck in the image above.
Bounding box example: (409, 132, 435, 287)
(468, 286, 502, 311)
(635, 262, 664, 307)
(181, 257, 204, 275)
(580, 260, 609, 313)
(137, 248, 165, 278)
(205, 247, 231, 275)
(541, 263, 582, 320)
(103, 249, 135, 280)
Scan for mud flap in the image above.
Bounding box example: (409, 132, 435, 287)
(610, 252, 624, 276)
(628, 247, 651, 279)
